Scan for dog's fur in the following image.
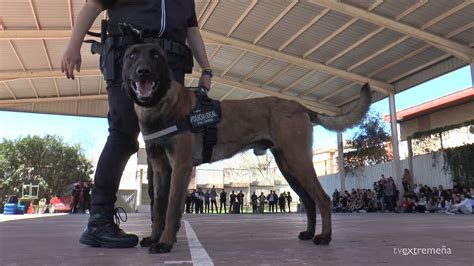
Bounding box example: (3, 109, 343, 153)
(122, 44, 371, 253)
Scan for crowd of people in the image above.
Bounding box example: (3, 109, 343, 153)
(184, 186, 294, 214)
(331, 169, 473, 215)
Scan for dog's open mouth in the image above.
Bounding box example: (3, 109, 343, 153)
(131, 80, 160, 99)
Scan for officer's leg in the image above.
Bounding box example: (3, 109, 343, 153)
(80, 80, 139, 248)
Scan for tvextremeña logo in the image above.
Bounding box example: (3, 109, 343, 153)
(393, 246, 452, 256)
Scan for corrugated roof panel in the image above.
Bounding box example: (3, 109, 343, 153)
(208, 83, 231, 100)
(44, 39, 69, 69)
(204, 0, 253, 35)
(5, 80, 35, 98)
(11, 40, 49, 70)
(99, 78, 107, 94)
(268, 65, 311, 91)
(329, 29, 405, 70)
(248, 59, 289, 84)
(32, 101, 76, 116)
(289, 72, 332, 95)
(259, 2, 325, 49)
(352, 38, 426, 76)
(284, 10, 352, 58)
(401, 0, 464, 28)
(324, 83, 360, 105)
(225, 88, 250, 100)
(0, 83, 13, 99)
(334, 87, 360, 106)
(56, 78, 78, 96)
(226, 53, 268, 80)
(375, 47, 447, 82)
(0, 0, 36, 29)
(79, 76, 100, 95)
(31, 79, 58, 98)
(0, 104, 31, 113)
(307, 20, 378, 63)
(210, 46, 244, 75)
(195, 0, 208, 19)
(77, 100, 108, 117)
(371, 0, 418, 20)
(307, 78, 352, 99)
(340, 0, 375, 10)
(452, 27, 474, 45)
(0, 41, 24, 71)
(232, 0, 291, 42)
(35, 0, 70, 29)
(426, 5, 474, 38)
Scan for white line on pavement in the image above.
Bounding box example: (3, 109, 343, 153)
(183, 220, 214, 266)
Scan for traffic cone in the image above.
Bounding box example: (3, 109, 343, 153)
(27, 202, 34, 214)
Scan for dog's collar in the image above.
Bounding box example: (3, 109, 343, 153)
(142, 89, 221, 163)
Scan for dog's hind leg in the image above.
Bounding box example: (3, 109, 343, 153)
(271, 115, 332, 245)
(272, 149, 316, 240)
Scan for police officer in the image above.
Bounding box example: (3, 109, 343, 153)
(62, 0, 212, 248)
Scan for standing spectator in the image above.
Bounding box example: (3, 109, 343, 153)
(267, 191, 275, 213)
(402, 168, 413, 193)
(374, 180, 384, 212)
(185, 192, 192, 214)
(82, 182, 91, 213)
(71, 181, 83, 214)
(287, 192, 293, 213)
(383, 179, 394, 212)
(237, 190, 245, 213)
(251, 192, 258, 213)
(219, 189, 227, 214)
(210, 186, 218, 213)
(279, 192, 287, 213)
(204, 190, 211, 213)
(229, 191, 237, 213)
(190, 189, 197, 213)
(274, 192, 279, 212)
(258, 192, 266, 213)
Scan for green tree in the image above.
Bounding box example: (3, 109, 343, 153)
(0, 135, 93, 204)
(344, 111, 391, 169)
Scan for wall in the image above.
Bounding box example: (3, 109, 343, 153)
(318, 151, 453, 195)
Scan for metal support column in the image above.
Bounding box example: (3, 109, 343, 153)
(389, 93, 402, 197)
(337, 131, 345, 192)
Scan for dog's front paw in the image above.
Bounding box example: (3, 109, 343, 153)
(298, 231, 315, 240)
(140, 236, 159, 247)
(312, 234, 331, 245)
(149, 242, 173, 254)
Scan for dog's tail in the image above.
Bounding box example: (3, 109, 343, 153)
(308, 83, 371, 131)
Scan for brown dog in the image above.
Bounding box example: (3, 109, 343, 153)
(122, 44, 371, 253)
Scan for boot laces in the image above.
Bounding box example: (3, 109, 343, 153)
(113, 207, 128, 227)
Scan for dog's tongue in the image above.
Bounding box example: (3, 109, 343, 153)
(136, 81, 153, 97)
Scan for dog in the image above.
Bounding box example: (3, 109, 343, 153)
(122, 43, 371, 253)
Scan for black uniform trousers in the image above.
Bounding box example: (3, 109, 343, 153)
(90, 64, 184, 216)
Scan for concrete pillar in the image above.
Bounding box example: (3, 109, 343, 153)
(470, 62, 474, 86)
(389, 93, 402, 197)
(337, 131, 345, 192)
(407, 136, 413, 174)
(136, 168, 143, 211)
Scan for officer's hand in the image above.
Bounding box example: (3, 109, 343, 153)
(199, 74, 211, 91)
(61, 47, 82, 80)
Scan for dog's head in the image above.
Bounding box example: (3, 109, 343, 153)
(122, 44, 172, 107)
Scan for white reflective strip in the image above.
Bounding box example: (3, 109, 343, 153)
(142, 125, 178, 141)
(183, 220, 214, 266)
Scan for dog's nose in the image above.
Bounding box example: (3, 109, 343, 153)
(136, 66, 151, 76)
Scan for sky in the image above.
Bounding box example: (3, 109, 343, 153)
(0, 65, 472, 167)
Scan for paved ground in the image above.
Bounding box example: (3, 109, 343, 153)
(0, 212, 472, 266)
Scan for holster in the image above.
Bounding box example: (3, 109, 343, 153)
(87, 20, 116, 81)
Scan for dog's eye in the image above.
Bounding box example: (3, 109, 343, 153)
(130, 53, 136, 60)
(153, 53, 160, 60)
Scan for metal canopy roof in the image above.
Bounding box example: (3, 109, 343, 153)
(0, 0, 473, 118)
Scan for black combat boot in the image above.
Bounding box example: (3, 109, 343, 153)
(79, 208, 138, 248)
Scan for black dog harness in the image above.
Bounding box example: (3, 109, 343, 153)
(142, 89, 221, 163)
